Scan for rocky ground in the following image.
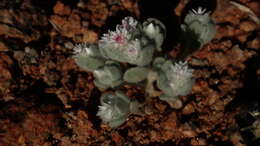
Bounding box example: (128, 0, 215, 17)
(0, 0, 259, 145)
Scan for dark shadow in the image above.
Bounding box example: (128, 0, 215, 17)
(138, 0, 181, 51)
(85, 87, 102, 129)
(25, 79, 64, 109)
(100, 10, 132, 34)
(250, 139, 260, 146)
(0, 109, 26, 124)
(178, 28, 201, 60)
(138, 0, 179, 19)
(27, 35, 51, 52)
(207, 137, 234, 146)
(0, 37, 26, 51)
(0, 0, 24, 9)
(225, 54, 260, 111)
(61, 0, 79, 9)
(31, 0, 57, 15)
(224, 54, 260, 145)
(148, 140, 178, 146)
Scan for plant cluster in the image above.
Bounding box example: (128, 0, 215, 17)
(73, 7, 216, 128)
(97, 91, 140, 128)
(179, 7, 216, 58)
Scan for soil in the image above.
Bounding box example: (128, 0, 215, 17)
(0, 0, 259, 145)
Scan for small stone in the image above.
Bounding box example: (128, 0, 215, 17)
(237, 34, 247, 43)
(0, 41, 8, 51)
(179, 124, 197, 138)
(169, 98, 183, 109)
(53, 1, 71, 15)
(247, 37, 260, 49)
(182, 103, 195, 115)
(154, 102, 167, 113)
(190, 138, 207, 145)
(190, 58, 209, 66)
(240, 21, 256, 32)
(247, 2, 260, 16)
(144, 106, 154, 115)
(64, 41, 74, 49)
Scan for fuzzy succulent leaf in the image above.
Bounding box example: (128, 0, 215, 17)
(152, 57, 166, 69)
(73, 43, 105, 71)
(124, 67, 149, 83)
(157, 60, 195, 101)
(135, 39, 156, 66)
(97, 91, 132, 128)
(158, 94, 175, 102)
(93, 79, 110, 90)
(181, 7, 216, 48)
(73, 43, 102, 57)
(93, 62, 123, 89)
(99, 17, 156, 66)
(74, 55, 105, 71)
(143, 18, 166, 51)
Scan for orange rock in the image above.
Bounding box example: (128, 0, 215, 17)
(53, 1, 71, 15)
(182, 103, 195, 115)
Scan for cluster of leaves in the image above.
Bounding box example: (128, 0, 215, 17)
(73, 7, 216, 128)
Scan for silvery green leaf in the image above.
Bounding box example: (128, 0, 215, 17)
(93, 80, 110, 90)
(73, 55, 105, 71)
(181, 7, 216, 49)
(73, 43, 105, 71)
(98, 17, 157, 66)
(134, 39, 155, 66)
(93, 63, 123, 89)
(123, 67, 149, 83)
(152, 57, 166, 69)
(143, 18, 166, 51)
(156, 60, 195, 100)
(97, 91, 131, 128)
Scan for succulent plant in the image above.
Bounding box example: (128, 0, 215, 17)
(123, 66, 149, 83)
(99, 16, 165, 66)
(181, 7, 216, 49)
(72, 16, 197, 115)
(152, 57, 166, 69)
(73, 43, 105, 71)
(142, 18, 166, 51)
(97, 91, 139, 128)
(93, 61, 123, 90)
(157, 60, 195, 102)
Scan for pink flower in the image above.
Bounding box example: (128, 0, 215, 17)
(100, 17, 138, 46)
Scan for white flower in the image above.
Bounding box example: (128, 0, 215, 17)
(73, 43, 94, 56)
(191, 7, 207, 15)
(170, 61, 193, 78)
(182, 6, 216, 48)
(96, 92, 131, 128)
(188, 7, 211, 23)
(121, 16, 138, 32)
(98, 16, 157, 66)
(97, 103, 114, 123)
(100, 17, 138, 46)
(167, 61, 194, 97)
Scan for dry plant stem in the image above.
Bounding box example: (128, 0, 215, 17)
(145, 70, 162, 97)
(230, 1, 260, 24)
